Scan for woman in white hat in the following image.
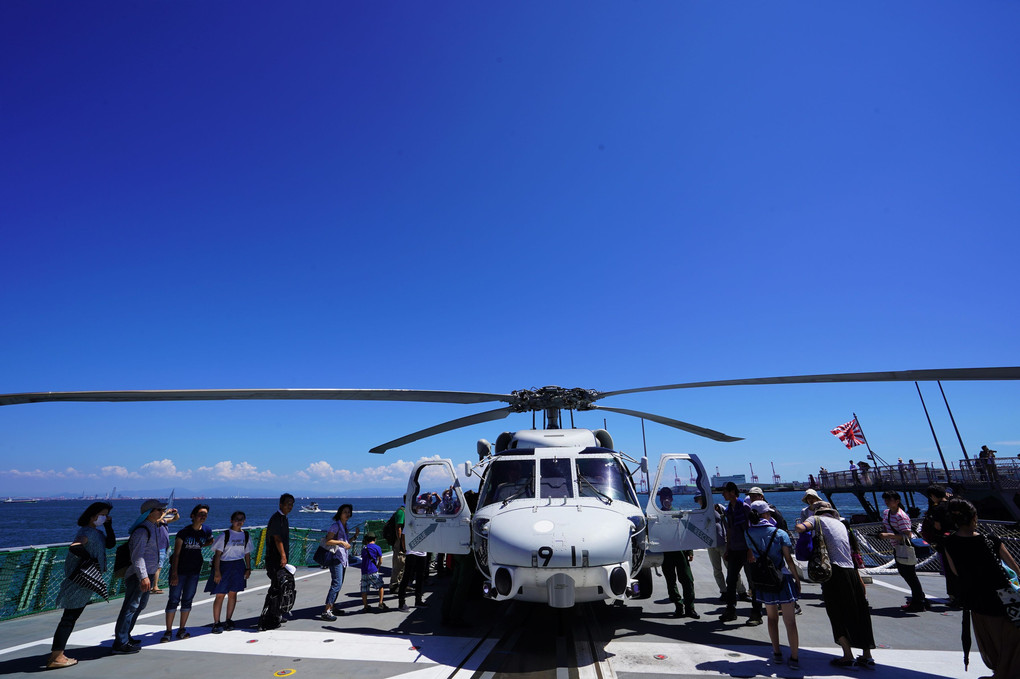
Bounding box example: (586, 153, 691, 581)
(747, 501, 800, 669)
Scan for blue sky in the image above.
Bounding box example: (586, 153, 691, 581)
(2, 2, 1018, 497)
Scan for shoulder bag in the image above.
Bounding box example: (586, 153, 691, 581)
(984, 536, 1020, 628)
(891, 517, 918, 566)
(69, 555, 109, 601)
(807, 517, 832, 583)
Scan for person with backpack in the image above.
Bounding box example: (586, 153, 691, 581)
(746, 500, 800, 670)
(112, 499, 166, 655)
(205, 511, 252, 632)
(161, 504, 213, 642)
(47, 502, 117, 669)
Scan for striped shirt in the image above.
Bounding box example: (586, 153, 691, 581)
(882, 508, 914, 540)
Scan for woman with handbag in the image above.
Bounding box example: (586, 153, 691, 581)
(319, 504, 357, 621)
(879, 490, 927, 612)
(48, 502, 117, 670)
(943, 498, 1020, 677)
(795, 502, 876, 669)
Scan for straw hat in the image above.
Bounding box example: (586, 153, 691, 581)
(810, 501, 840, 518)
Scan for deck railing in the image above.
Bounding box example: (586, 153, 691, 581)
(0, 520, 389, 623)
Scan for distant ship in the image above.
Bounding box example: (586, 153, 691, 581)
(3, 497, 38, 503)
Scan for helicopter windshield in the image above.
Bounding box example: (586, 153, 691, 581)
(576, 457, 637, 505)
(539, 458, 572, 499)
(478, 459, 536, 507)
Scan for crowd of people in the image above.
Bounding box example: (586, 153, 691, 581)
(45, 490, 481, 670)
(44, 479, 1019, 677)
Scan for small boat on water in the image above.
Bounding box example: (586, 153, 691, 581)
(299, 502, 322, 512)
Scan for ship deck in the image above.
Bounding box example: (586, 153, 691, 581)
(0, 551, 974, 679)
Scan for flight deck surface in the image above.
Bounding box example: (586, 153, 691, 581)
(0, 551, 972, 679)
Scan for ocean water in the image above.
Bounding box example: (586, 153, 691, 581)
(0, 497, 403, 550)
(0, 490, 864, 550)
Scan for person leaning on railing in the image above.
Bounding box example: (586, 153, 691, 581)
(47, 502, 116, 670)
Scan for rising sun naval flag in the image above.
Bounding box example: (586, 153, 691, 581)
(831, 417, 866, 450)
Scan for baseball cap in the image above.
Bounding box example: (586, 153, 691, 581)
(140, 499, 168, 514)
(749, 500, 771, 514)
(749, 486, 764, 496)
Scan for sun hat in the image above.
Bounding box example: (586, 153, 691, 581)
(802, 488, 821, 503)
(749, 500, 771, 514)
(748, 486, 764, 496)
(810, 501, 840, 518)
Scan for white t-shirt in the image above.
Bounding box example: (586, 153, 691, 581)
(212, 529, 253, 562)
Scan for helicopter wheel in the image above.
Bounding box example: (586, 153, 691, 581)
(635, 567, 653, 599)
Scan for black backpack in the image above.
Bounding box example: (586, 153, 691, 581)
(112, 523, 152, 579)
(382, 511, 399, 546)
(746, 528, 784, 593)
(221, 529, 250, 549)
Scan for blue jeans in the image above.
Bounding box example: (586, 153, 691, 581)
(115, 573, 151, 646)
(165, 573, 200, 613)
(325, 563, 346, 606)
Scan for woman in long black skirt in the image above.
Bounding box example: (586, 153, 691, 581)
(796, 502, 876, 669)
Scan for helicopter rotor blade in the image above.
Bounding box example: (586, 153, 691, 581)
(586, 405, 743, 442)
(597, 367, 1020, 400)
(0, 388, 511, 408)
(369, 407, 513, 454)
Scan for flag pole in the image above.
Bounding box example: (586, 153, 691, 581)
(915, 382, 951, 476)
(938, 381, 971, 462)
(852, 412, 886, 466)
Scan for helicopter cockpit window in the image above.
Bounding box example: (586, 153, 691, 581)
(478, 459, 536, 507)
(539, 458, 573, 499)
(576, 457, 637, 505)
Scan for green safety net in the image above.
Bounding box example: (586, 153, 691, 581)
(0, 523, 389, 622)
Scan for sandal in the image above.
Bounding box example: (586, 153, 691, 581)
(855, 656, 877, 668)
(772, 652, 784, 664)
(176, 629, 190, 640)
(788, 658, 799, 671)
(830, 657, 854, 667)
(46, 657, 78, 669)
(151, 588, 165, 594)
(160, 631, 172, 643)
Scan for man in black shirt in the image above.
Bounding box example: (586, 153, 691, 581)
(266, 493, 295, 580)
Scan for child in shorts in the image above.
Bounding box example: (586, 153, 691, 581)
(360, 534, 387, 612)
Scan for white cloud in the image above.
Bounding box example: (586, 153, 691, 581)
(297, 456, 445, 487)
(139, 459, 191, 479)
(101, 465, 141, 479)
(196, 460, 276, 481)
(2, 467, 90, 479)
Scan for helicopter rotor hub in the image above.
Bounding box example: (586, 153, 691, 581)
(507, 387, 601, 413)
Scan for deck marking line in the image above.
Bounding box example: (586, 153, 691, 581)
(0, 569, 330, 657)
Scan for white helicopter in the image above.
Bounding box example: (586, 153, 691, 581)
(3, 367, 1018, 608)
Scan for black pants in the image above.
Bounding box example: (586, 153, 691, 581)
(52, 607, 85, 652)
(724, 550, 761, 616)
(662, 551, 695, 608)
(896, 561, 926, 603)
(398, 553, 427, 606)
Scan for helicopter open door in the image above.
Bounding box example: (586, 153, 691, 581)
(645, 454, 717, 553)
(403, 459, 472, 555)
